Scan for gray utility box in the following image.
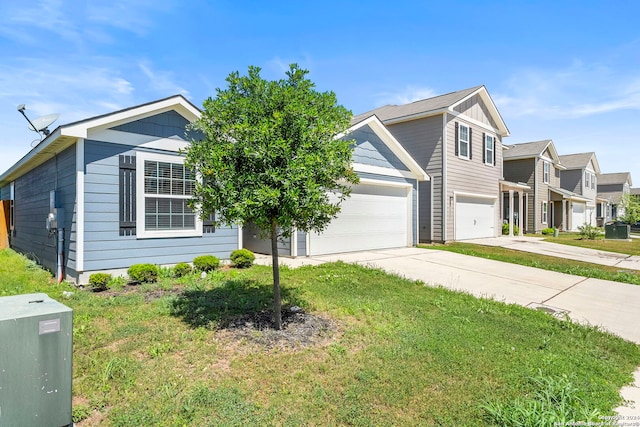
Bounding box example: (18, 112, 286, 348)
(0, 293, 73, 427)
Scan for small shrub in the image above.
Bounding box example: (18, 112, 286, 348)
(578, 223, 600, 240)
(501, 223, 519, 235)
(541, 227, 556, 235)
(230, 248, 255, 268)
(88, 273, 112, 292)
(127, 263, 159, 283)
(193, 255, 220, 272)
(173, 262, 193, 277)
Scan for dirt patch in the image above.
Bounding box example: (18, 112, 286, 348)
(218, 307, 337, 350)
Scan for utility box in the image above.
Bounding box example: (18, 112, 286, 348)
(605, 223, 630, 240)
(0, 293, 73, 427)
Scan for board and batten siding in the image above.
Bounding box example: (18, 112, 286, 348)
(81, 140, 238, 275)
(386, 115, 443, 242)
(10, 146, 76, 276)
(444, 114, 502, 241)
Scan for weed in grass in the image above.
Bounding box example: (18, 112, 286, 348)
(481, 371, 602, 426)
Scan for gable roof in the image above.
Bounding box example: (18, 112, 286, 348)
(597, 172, 632, 186)
(341, 114, 429, 181)
(558, 152, 601, 174)
(0, 95, 199, 185)
(503, 139, 562, 165)
(352, 85, 509, 137)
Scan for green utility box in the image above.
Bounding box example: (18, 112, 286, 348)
(0, 293, 73, 427)
(605, 223, 630, 240)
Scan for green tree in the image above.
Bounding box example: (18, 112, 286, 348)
(184, 64, 358, 329)
(618, 193, 640, 224)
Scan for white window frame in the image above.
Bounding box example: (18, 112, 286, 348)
(543, 161, 550, 184)
(484, 134, 495, 166)
(542, 201, 548, 224)
(458, 123, 470, 159)
(136, 151, 202, 239)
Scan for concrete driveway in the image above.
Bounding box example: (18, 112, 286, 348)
(256, 242, 640, 416)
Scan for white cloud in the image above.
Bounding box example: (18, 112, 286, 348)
(374, 85, 439, 107)
(496, 61, 640, 119)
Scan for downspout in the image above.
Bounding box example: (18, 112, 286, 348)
(442, 113, 448, 242)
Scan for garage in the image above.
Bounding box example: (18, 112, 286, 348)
(455, 194, 497, 240)
(571, 202, 586, 231)
(308, 182, 410, 255)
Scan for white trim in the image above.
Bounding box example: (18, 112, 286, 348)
(344, 115, 429, 181)
(457, 122, 470, 160)
(75, 139, 85, 272)
(135, 151, 203, 239)
(353, 163, 417, 180)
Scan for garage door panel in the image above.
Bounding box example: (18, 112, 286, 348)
(455, 196, 496, 240)
(310, 183, 409, 255)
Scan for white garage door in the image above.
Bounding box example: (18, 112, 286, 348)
(309, 183, 410, 255)
(455, 195, 496, 240)
(572, 203, 586, 230)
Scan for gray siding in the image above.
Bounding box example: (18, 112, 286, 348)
(350, 125, 408, 171)
(386, 115, 443, 242)
(110, 110, 190, 139)
(82, 140, 238, 273)
(11, 146, 76, 276)
(444, 115, 502, 241)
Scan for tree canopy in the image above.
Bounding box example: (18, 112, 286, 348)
(184, 64, 359, 329)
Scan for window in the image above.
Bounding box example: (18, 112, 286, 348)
(136, 152, 202, 238)
(542, 201, 548, 224)
(543, 161, 550, 184)
(455, 122, 471, 159)
(483, 134, 495, 165)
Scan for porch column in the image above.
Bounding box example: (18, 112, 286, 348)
(508, 190, 514, 236)
(518, 191, 523, 236)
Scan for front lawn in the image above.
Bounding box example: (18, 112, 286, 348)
(420, 241, 640, 286)
(1, 249, 640, 426)
(543, 231, 640, 256)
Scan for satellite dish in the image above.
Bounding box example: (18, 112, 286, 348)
(17, 104, 60, 137)
(27, 113, 60, 135)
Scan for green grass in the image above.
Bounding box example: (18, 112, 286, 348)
(419, 241, 640, 286)
(1, 248, 640, 426)
(542, 231, 640, 256)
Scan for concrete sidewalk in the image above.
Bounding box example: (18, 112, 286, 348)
(464, 235, 640, 270)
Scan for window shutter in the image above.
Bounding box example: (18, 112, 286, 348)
(493, 137, 497, 165)
(454, 122, 459, 156)
(119, 155, 136, 236)
(482, 132, 486, 163)
(468, 128, 473, 159)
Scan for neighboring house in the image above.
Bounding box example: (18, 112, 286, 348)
(503, 140, 575, 233)
(558, 152, 601, 230)
(597, 172, 633, 222)
(0, 95, 241, 284)
(353, 85, 510, 242)
(243, 114, 429, 256)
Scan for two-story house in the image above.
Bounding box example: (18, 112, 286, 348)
(597, 172, 633, 222)
(503, 140, 568, 233)
(354, 85, 510, 242)
(558, 152, 600, 230)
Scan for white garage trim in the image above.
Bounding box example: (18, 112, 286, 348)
(308, 179, 413, 255)
(453, 192, 498, 241)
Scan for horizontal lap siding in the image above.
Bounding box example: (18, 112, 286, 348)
(445, 115, 502, 241)
(386, 116, 442, 242)
(12, 146, 76, 275)
(82, 140, 238, 272)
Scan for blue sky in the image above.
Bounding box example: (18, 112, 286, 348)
(1, 0, 639, 184)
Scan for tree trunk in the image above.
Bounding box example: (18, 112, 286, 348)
(270, 220, 282, 330)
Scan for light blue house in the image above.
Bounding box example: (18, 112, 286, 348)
(243, 114, 430, 256)
(1, 97, 428, 283)
(0, 95, 240, 284)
